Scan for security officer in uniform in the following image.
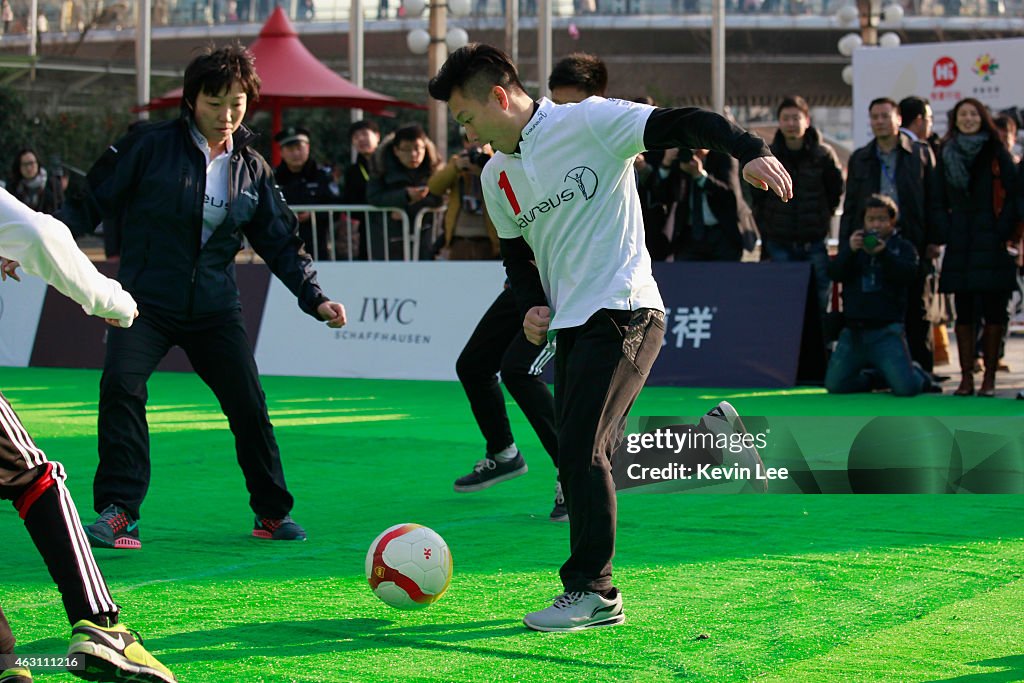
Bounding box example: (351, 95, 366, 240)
(274, 126, 336, 260)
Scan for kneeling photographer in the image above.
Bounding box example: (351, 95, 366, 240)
(428, 133, 500, 260)
(825, 194, 938, 396)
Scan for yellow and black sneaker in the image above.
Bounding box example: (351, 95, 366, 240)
(0, 667, 32, 683)
(67, 620, 176, 683)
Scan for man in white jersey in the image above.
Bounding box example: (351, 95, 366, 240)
(429, 44, 792, 632)
(0, 187, 176, 682)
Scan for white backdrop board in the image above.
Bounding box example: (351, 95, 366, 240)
(0, 274, 48, 367)
(255, 262, 507, 380)
(852, 38, 1024, 148)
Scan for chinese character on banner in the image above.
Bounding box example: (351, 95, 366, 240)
(669, 306, 714, 349)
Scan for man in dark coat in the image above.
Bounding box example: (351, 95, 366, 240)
(842, 97, 939, 375)
(274, 126, 336, 260)
(649, 147, 743, 261)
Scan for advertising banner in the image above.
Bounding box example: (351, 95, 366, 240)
(852, 38, 1024, 147)
(255, 262, 507, 380)
(29, 263, 271, 371)
(648, 262, 810, 387)
(0, 273, 48, 368)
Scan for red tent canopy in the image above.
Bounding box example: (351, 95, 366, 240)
(144, 6, 423, 163)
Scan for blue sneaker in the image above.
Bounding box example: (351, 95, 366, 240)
(83, 505, 141, 550)
(252, 515, 307, 541)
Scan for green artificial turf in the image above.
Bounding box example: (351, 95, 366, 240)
(1, 367, 1022, 682)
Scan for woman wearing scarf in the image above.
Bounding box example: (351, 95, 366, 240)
(932, 98, 1019, 396)
(8, 148, 64, 215)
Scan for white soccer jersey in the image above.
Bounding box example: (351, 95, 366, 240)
(482, 96, 665, 332)
(0, 186, 137, 326)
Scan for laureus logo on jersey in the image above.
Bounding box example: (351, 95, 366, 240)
(512, 165, 601, 229)
(564, 166, 599, 200)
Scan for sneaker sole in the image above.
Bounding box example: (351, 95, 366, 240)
(549, 512, 569, 522)
(67, 643, 175, 683)
(252, 530, 307, 541)
(83, 529, 141, 550)
(453, 463, 528, 493)
(522, 613, 626, 632)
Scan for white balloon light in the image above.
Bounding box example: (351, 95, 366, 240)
(842, 65, 855, 85)
(407, 28, 431, 54)
(837, 32, 863, 57)
(446, 27, 469, 51)
(404, 0, 426, 16)
(836, 4, 859, 26)
(882, 3, 904, 23)
(448, 0, 472, 16)
(879, 31, 901, 47)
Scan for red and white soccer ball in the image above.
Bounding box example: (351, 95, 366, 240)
(365, 524, 453, 609)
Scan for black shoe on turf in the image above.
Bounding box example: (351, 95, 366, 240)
(252, 515, 307, 541)
(83, 505, 141, 550)
(549, 480, 568, 522)
(453, 453, 528, 493)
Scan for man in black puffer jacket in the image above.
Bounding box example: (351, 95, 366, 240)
(60, 46, 347, 550)
(753, 96, 844, 323)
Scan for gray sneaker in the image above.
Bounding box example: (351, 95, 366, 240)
(701, 401, 768, 493)
(453, 453, 528, 493)
(549, 480, 568, 522)
(523, 588, 625, 632)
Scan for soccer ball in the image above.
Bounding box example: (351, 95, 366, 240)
(365, 524, 452, 609)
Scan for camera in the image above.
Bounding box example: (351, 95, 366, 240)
(677, 147, 694, 164)
(862, 230, 879, 250)
(465, 146, 491, 169)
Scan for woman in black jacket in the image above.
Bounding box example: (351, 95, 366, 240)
(932, 97, 1019, 396)
(61, 45, 347, 549)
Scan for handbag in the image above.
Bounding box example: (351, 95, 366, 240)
(922, 272, 948, 325)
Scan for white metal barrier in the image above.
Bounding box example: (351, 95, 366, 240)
(412, 205, 449, 261)
(286, 204, 449, 261)
(287, 204, 409, 262)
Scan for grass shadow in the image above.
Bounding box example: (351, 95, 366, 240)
(923, 654, 1024, 682)
(135, 617, 621, 670)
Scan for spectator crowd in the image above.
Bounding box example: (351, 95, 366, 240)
(6, 69, 1023, 399)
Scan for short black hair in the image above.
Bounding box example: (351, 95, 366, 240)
(393, 124, 427, 146)
(347, 119, 380, 140)
(869, 97, 899, 113)
(547, 52, 608, 97)
(182, 44, 261, 111)
(428, 43, 527, 103)
(898, 95, 930, 124)
(776, 95, 809, 119)
(865, 193, 899, 221)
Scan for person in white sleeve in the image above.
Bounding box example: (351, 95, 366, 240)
(429, 44, 793, 632)
(0, 186, 176, 683)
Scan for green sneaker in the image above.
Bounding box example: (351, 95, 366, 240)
(83, 505, 141, 550)
(67, 620, 176, 683)
(0, 667, 32, 683)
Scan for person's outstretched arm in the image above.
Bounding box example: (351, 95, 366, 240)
(0, 187, 137, 327)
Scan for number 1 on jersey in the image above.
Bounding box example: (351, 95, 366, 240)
(498, 171, 521, 215)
